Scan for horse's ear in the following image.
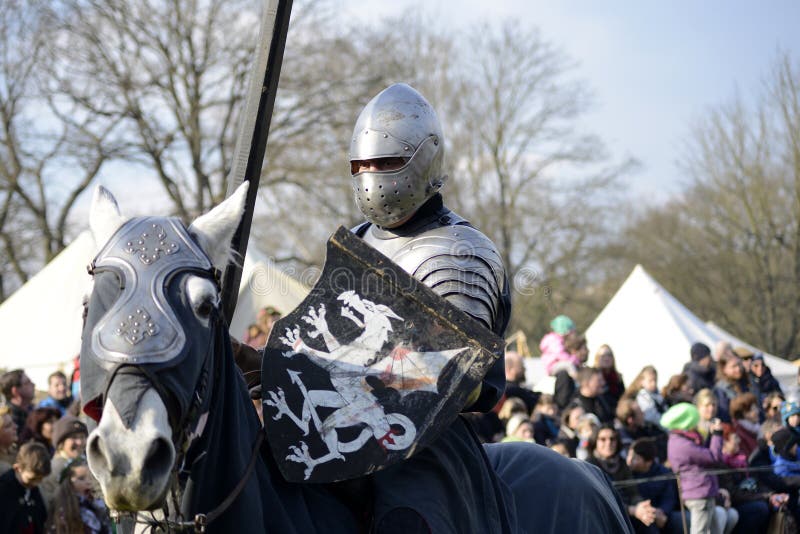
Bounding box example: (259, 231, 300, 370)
(189, 182, 249, 269)
(89, 186, 127, 251)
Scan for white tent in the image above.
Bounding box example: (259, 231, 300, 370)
(0, 232, 95, 388)
(228, 247, 309, 340)
(0, 232, 308, 389)
(585, 264, 797, 392)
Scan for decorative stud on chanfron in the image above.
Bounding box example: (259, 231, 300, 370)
(114, 308, 159, 345)
(124, 223, 179, 265)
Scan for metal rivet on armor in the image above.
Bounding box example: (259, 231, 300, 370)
(383, 133, 388, 138)
(404, 146, 410, 151)
(142, 233, 148, 237)
(138, 240, 144, 245)
(126, 241, 132, 246)
(128, 315, 133, 320)
(132, 328, 138, 334)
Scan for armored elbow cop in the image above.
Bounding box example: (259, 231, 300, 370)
(350, 84, 446, 228)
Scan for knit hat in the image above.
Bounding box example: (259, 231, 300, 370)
(52, 415, 88, 447)
(772, 427, 799, 457)
(752, 352, 764, 363)
(550, 315, 575, 335)
(690, 342, 711, 362)
(781, 401, 800, 426)
(660, 402, 699, 431)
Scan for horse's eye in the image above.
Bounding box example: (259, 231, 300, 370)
(195, 298, 215, 318)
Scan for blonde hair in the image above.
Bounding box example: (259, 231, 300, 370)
(694, 388, 716, 407)
(498, 397, 528, 422)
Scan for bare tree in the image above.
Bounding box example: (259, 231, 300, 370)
(621, 53, 800, 357)
(0, 1, 120, 298)
(439, 22, 634, 335)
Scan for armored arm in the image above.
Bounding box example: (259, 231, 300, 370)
(393, 225, 509, 333)
(394, 225, 511, 411)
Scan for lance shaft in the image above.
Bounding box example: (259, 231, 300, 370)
(221, 0, 293, 324)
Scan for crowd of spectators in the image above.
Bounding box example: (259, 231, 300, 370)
(3, 307, 800, 533)
(467, 314, 799, 534)
(0, 303, 287, 533)
(0, 368, 109, 533)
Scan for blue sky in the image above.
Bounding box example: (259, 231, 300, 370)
(341, 0, 800, 201)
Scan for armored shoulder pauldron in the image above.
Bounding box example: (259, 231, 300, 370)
(89, 217, 213, 365)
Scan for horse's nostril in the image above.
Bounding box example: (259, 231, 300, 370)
(141, 438, 174, 483)
(87, 433, 109, 473)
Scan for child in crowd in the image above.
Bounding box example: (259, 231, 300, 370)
(625, 366, 667, 426)
(0, 441, 50, 534)
(694, 388, 719, 441)
(46, 456, 110, 534)
(782, 400, 800, 439)
(539, 315, 578, 376)
(771, 427, 800, 479)
(575, 413, 601, 461)
(721, 429, 747, 470)
(661, 402, 738, 534)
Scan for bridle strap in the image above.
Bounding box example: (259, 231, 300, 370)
(133, 428, 264, 533)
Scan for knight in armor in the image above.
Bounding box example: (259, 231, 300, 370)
(349, 83, 513, 533)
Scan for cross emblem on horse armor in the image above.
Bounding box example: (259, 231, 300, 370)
(123, 223, 180, 265)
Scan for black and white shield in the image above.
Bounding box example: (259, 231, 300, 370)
(261, 227, 503, 483)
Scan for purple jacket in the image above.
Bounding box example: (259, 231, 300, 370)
(666, 430, 723, 500)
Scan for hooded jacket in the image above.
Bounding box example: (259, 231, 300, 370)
(666, 430, 723, 500)
(750, 366, 783, 400)
(540, 332, 580, 376)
